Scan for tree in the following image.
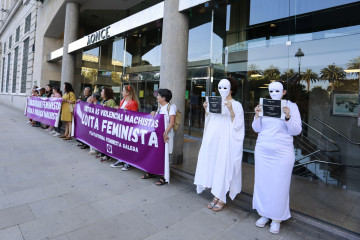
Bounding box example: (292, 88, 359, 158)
(247, 64, 262, 77)
(280, 69, 296, 82)
(302, 69, 319, 92)
(320, 64, 345, 92)
(263, 65, 280, 80)
(346, 56, 360, 78)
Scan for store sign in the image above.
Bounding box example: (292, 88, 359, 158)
(87, 26, 111, 45)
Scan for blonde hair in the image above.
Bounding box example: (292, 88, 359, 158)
(124, 85, 140, 108)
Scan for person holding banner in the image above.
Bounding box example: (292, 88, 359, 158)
(141, 88, 176, 186)
(97, 87, 117, 162)
(194, 77, 244, 212)
(60, 82, 76, 141)
(51, 86, 62, 137)
(252, 81, 302, 234)
(111, 85, 140, 170)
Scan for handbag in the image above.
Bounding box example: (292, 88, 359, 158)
(68, 92, 75, 113)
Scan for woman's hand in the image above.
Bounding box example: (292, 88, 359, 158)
(150, 111, 156, 117)
(203, 101, 208, 110)
(283, 106, 290, 118)
(124, 107, 128, 111)
(163, 132, 169, 143)
(254, 104, 262, 119)
(224, 100, 233, 111)
(114, 106, 119, 110)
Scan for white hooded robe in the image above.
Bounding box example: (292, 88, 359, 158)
(252, 100, 302, 220)
(194, 100, 245, 203)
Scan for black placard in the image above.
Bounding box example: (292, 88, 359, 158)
(262, 99, 282, 118)
(208, 96, 222, 114)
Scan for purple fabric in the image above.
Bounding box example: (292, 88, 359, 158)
(73, 101, 166, 175)
(26, 97, 62, 127)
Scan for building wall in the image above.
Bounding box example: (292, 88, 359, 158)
(0, 0, 37, 110)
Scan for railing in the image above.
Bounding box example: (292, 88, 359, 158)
(312, 116, 360, 146)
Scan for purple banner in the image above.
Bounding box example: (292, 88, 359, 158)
(73, 101, 166, 175)
(25, 97, 62, 127)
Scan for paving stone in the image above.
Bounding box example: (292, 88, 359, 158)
(19, 205, 102, 240)
(28, 196, 73, 218)
(66, 211, 156, 240)
(0, 226, 24, 240)
(0, 204, 35, 230)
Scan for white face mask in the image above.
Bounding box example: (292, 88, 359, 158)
(268, 82, 284, 100)
(218, 79, 231, 98)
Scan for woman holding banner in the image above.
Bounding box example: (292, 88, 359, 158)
(111, 85, 140, 170)
(60, 82, 76, 141)
(51, 86, 62, 137)
(97, 87, 117, 162)
(194, 77, 245, 212)
(252, 81, 302, 234)
(141, 88, 176, 186)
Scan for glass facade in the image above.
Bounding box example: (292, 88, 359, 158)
(79, 21, 162, 111)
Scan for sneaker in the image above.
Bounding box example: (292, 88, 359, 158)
(49, 130, 56, 134)
(269, 221, 281, 234)
(255, 217, 270, 228)
(100, 156, 110, 162)
(53, 132, 61, 137)
(111, 161, 124, 168)
(122, 164, 130, 171)
(26, 121, 31, 124)
(88, 149, 96, 155)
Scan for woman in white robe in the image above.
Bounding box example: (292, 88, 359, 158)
(252, 81, 302, 234)
(194, 78, 245, 212)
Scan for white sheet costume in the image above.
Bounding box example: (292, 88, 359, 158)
(252, 82, 302, 221)
(194, 79, 245, 203)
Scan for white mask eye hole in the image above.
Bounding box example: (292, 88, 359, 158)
(276, 90, 280, 93)
(219, 87, 222, 89)
(224, 87, 227, 90)
(270, 90, 273, 93)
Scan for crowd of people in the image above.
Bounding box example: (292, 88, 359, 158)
(28, 78, 302, 235)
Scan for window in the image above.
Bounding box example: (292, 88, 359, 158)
(12, 47, 18, 93)
(25, 13, 31, 33)
(9, 35, 12, 49)
(15, 27, 20, 42)
(21, 38, 29, 93)
(1, 58, 5, 92)
(6, 53, 11, 92)
(3, 42, 6, 53)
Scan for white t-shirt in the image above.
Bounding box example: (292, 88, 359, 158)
(158, 103, 177, 134)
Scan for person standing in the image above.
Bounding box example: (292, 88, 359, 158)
(50, 86, 63, 136)
(60, 82, 76, 140)
(77, 87, 92, 149)
(252, 81, 302, 234)
(97, 87, 116, 162)
(141, 88, 176, 186)
(111, 85, 139, 170)
(194, 77, 245, 212)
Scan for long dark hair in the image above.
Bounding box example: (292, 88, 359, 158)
(102, 87, 114, 100)
(64, 82, 74, 94)
(53, 86, 61, 96)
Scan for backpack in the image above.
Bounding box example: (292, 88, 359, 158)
(167, 104, 181, 132)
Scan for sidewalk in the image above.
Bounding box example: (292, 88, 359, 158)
(0, 103, 356, 240)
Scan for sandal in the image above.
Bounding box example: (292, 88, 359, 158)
(206, 197, 219, 209)
(212, 200, 225, 212)
(59, 135, 66, 138)
(77, 143, 84, 146)
(141, 173, 156, 179)
(95, 153, 103, 159)
(155, 177, 167, 186)
(80, 145, 89, 149)
(63, 137, 72, 140)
